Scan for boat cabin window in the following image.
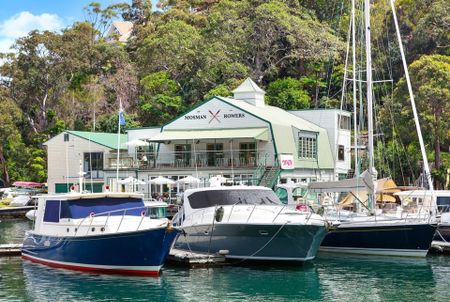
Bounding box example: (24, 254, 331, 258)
(275, 187, 288, 204)
(43, 200, 61, 223)
(58, 198, 145, 219)
(188, 189, 281, 209)
(437, 196, 450, 213)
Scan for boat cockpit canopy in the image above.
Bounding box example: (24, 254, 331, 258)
(43, 197, 145, 222)
(187, 189, 281, 209)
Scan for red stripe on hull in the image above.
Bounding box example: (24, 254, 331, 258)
(22, 254, 161, 277)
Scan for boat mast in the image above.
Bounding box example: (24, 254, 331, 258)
(364, 0, 377, 211)
(352, 0, 358, 177)
(389, 0, 434, 191)
(364, 0, 375, 181)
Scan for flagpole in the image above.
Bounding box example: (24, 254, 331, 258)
(116, 98, 122, 188)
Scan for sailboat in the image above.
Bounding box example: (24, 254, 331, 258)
(306, 0, 437, 257)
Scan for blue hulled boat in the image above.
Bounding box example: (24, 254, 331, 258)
(22, 191, 178, 276)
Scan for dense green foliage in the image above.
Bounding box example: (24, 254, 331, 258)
(0, 0, 448, 188)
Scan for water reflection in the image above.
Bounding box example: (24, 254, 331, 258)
(1, 218, 449, 301)
(315, 253, 436, 301)
(0, 219, 32, 244)
(0, 255, 447, 302)
(22, 261, 168, 302)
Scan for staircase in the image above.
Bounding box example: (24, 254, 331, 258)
(258, 166, 281, 189)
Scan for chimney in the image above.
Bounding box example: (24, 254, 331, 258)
(232, 78, 265, 107)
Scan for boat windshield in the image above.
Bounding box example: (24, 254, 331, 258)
(187, 189, 282, 209)
(437, 196, 450, 213)
(43, 197, 145, 222)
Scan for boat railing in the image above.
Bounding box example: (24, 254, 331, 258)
(184, 204, 321, 227)
(73, 205, 167, 236)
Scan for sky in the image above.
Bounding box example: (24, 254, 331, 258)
(0, 0, 157, 53)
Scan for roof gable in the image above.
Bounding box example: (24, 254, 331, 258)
(45, 131, 128, 150)
(232, 77, 265, 93)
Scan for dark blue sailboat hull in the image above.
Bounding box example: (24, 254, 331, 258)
(22, 227, 178, 276)
(320, 222, 437, 257)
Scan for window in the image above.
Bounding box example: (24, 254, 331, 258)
(64, 133, 69, 141)
(83, 152, 104, 179)
(187, 189, 281, 209)
(275, 187, 288, 205)
(338, 145, 345, 161)
(239, 142, 256, 166)
(339, 115, 351, 130)
(206, 143, 223, 166)
(175, 144, 191, 167)
(298, 135, 317, 159)
(43, 200, 60, 222)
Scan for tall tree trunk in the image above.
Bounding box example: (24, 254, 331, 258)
(434, 109, 441, 189)
(0, 146, 10, 187)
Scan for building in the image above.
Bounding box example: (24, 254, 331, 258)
(44, 78, 351, 196)
(106, 21, 133, 43)
(44, 130, 127, 193)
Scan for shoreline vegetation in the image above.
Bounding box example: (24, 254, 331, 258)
(0, 0, 449, 188)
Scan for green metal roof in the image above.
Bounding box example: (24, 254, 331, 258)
(66, 131, 128, 150)
(218, 97, 335, 169)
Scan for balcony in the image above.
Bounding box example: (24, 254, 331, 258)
(105, 150, 271, 170)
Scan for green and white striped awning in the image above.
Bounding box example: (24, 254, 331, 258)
(149, 128, 269, 142)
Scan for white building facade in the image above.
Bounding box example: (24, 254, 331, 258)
(45, 78, 352, 197)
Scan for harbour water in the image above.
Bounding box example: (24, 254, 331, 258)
(1, 219, 450, 301)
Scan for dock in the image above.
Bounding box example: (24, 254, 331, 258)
(0, 206, 34, 218)
(167, 248, 227, 267)
(0, 244, 22, 256)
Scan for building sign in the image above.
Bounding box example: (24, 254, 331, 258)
(184, 109, 246, 124)
(184, 114, 207, 120)
(280, 153, 294, 170)
(167, 98, 267, 130)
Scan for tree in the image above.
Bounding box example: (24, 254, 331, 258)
(266, 77, 310, 110)
(0, 97, 28, 186)
(395, 54, 450, 188)
(138, 72, 184, 125)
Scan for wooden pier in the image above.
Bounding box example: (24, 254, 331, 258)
(167, 248, 227, 267)
(0, 244, 22, 256)
(0, 206, 34, 218)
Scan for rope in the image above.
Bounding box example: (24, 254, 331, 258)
(227, 222, 288, 265)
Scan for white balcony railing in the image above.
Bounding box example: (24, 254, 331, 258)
(106, 150, 271, 170)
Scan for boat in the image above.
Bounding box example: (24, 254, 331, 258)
(172, 185, 328, 263)
(276, 179, 436, 257)
(294, 0, 440, 257)
(21, 186, 179, 276)
(394, 190, 450, 253)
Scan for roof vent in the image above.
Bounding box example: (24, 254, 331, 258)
(232, 78, 265, 107)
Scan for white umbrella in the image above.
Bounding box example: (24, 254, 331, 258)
(149, 176, 176, 197)
(209, 175, 228, 187)
(177, 175, 201, 185)
(149, 176, 176, 185)
(125, 139, 150, 147)
(177, 175, 201, 190)
(118, 176, 146, 185)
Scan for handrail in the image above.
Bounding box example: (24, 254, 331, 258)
(70, 205, 168, 236)
(181, 203, 321, 228)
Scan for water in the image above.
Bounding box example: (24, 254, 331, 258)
(1, 220, 450, 301)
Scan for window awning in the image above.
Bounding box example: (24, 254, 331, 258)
(148, 128, 269, 142)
